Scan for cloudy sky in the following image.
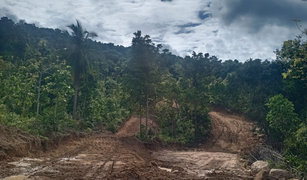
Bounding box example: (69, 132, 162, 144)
(1, 0, 307, 61)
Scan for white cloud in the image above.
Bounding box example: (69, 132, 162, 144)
(1, 0, 306, 61)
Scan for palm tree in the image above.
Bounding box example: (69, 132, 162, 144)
(67, 20, 97, 119)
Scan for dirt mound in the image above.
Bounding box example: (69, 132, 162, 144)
(0, 124, 87, 162)
(0, 125, 42, 161)
(116, 116, 158, 137)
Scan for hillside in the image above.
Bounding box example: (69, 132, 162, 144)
(0, 16, 307, 178)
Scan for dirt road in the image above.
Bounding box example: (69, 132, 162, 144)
(152, 111, 259, 179)
(0, 110, 260, 180)
(1, 133, 199, 180)
(204, 111, 258, 153)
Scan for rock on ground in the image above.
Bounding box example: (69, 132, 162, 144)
(269, 169, 292, 180)
(254, 169, 269, 180)
(251, 161, 270, 174)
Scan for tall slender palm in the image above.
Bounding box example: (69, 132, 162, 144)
(67, 20, 97, 119)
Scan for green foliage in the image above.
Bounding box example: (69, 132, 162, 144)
(268, 28, 307, 176)
(66, 20, 98, 120)
(136, 124, 155, 142)
(156, 103, 194, 144)
(4, 15, 307, 178)
(276, 38, 307, 120)
(1, 60, 37, 115)
(0, 27, 76, 135)
(284, 123, 307, 176)
(265, 95, 307, 176)
(207, 59, 284, 132)
(0, 17, 133, 136)
(0, 104, 34, 132)
(5, 17, 307, 166)
(156, 100, 211, 144)
(86, 78, 131, 131)
(208, 77, 227, 105)
(38, 107, 76, 134)
(279, 39, 307, 81)
(266, 94, 301, 138)
(124, 31, 164, 137)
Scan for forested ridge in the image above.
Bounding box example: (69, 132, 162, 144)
(1, 16, 307, 176)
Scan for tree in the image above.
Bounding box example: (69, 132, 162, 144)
(182, 52, 210, 137)
(66, 20, 97, 119)
(125, 31, 162, 137)
(266, 94, 301, 138)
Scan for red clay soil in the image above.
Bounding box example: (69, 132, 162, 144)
(0, 110, 261, 180)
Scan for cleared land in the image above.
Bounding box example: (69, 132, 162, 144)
(0, 110, 261, 180)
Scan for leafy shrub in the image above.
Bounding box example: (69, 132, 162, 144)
(0, 104, 34, 132)
(156, 101, 211, 144)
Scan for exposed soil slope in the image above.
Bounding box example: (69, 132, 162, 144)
(204, 111, 258, 153)
(0, 126, 42, 161)
(116, 116, 157, 137)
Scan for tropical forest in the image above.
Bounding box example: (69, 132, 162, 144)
(0, 16, 307, 179)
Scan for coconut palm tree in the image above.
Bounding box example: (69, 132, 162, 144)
(67, 20, 97, 119)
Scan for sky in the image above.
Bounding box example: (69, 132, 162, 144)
(1, 0, 307, 61)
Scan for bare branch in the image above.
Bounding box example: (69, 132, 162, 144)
(293, 19, 306, 34)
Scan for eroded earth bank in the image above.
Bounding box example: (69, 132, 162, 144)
(0, 110, 262, 180)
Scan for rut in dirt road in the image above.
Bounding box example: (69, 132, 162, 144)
(2, 134, 147, 180)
